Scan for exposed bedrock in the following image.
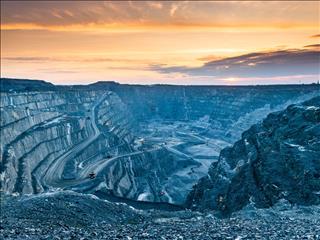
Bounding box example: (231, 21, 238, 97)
(1, 79, 319, 206)
(0, 90, 133, 195)
(107, 83, 319, 142)
(186, 97, 320, 213)
(68, 147, 201, 205)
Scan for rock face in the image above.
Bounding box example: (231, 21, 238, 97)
(102, 83, 320, 142)
(186, 97, 320, 213)
(1, 78, 319, 205)
(0, 90, 134, 195)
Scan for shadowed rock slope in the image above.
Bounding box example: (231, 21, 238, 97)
(1, 78, 319, 205)
(187, 97, 320, 213)
(2, 191, 320, 239)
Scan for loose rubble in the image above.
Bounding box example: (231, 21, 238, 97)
(1, 191, 320, 239)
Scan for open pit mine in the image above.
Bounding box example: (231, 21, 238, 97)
(1, 78, 319, 239)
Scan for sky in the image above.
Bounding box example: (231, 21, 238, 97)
(1, 1, 319, 85)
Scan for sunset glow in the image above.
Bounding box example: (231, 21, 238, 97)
(1, 1, 319, 85)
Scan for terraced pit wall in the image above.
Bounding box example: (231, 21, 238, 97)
(1, 80, 319, 206)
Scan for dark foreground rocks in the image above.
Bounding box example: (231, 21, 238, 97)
(1, 191, 320, 239)
(187, 97, 320, 213)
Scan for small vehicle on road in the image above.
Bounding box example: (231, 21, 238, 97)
(88, 172, 96, 179)
(159, 191, 165, 196)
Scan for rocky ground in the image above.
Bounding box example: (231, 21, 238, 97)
(187, 97, 320, 213)
(1, 191, 320, 240)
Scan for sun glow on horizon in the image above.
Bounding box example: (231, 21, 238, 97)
(1, 1, 319, 85)
(222, 77, 241, 84)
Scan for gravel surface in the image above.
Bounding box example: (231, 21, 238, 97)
(1, 192, 320, 240)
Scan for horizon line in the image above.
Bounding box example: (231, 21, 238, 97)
(1, 77, 319, 88)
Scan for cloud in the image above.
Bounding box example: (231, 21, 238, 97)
(43, 70, 78, 74)
(170, 4, 179, 17)
(150, 48, 320, 78)
(147, 2, 163, 10)
(2, 56, 152, 65)
(304, 44, 320, 49)
(311, 34, 320, 38)
(197, 55, 222, 62)
(2, 57, 52, 62)
(1, 1, 318, 31)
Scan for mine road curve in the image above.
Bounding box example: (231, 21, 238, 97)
(41, 92, 110, 189)
(41, 92, 161, 191)
(78, 146, 161, 179)
(175, 130, 223, 151)
(40, 92, 198, 192)
(61, 146, 162, 191)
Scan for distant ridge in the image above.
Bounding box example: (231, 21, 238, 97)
(1, 77, 319, 92)
(0, 78, 55, 92)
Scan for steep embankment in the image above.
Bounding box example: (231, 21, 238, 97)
(105, 83, 319, 142)
(0, 86, 203, 205)
(186, 97, 320, 213)
(0, 90, 134, 195)
(1, 78, 319, 206)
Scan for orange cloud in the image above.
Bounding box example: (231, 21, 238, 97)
(1, 1, 318, 32)
(1, 1, 319, 85)
(1, 22, 317, 33)
(150, 48, 320, 78)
